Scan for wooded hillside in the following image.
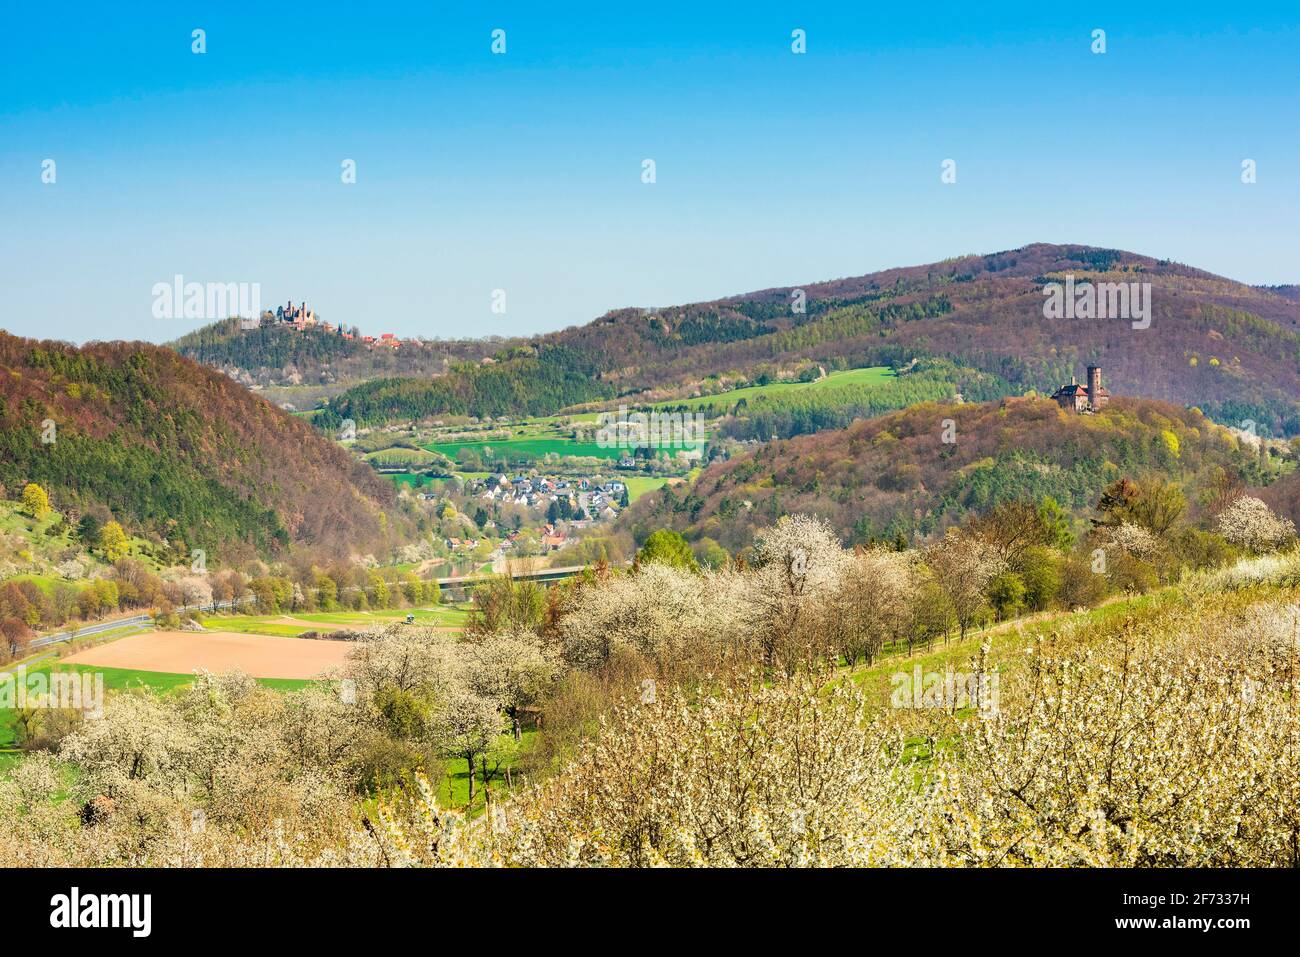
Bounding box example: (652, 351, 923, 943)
(321, 244, 1300, 437)
(0, 332, 409, 561)
(623, 396, 1287, 551)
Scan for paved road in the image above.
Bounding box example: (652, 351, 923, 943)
(28, 613, 153, 651)
(2, 597, 253, 679)
(26, 597, 252, 651)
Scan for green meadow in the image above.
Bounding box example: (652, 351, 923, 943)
(652, 366, 897, 412)
(364, 447, 439, 467)
(427, 435, 628, 461)
(847, 588, 1178, 709)
(385, 369, 896, 477)
(0, 662, 312, 748)
(200, 604, 470, 638)
(438, 729, 537, 815)
(387, 472, 437, 487)
(622, 476, 670, 502)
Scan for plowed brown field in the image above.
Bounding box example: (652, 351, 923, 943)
(63, 631, 350, 679)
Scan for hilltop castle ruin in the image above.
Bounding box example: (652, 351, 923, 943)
(1051, 365, 1110, 413)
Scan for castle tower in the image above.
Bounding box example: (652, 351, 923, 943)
(1086, 366, 1109, 410)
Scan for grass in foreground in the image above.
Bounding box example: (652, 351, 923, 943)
(847, 588, 1181, 708)
(437, 729, 538, 815)
(0, 663, 313, 747)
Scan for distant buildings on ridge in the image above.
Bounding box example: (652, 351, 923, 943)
(239, 300, 412, 348)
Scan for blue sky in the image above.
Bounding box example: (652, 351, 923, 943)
(2, 2, 1297, 344)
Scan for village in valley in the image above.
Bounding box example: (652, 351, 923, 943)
(416, 472, 634, 566)
(346, 405, 708, 573)
(229, 300, 713, 572)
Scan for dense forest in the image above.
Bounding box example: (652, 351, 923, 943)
(316, 244, 1300, 436)
(622, 395, 1293, 552)
(319, 344, 615, 427)
(0, 332, 410, 561)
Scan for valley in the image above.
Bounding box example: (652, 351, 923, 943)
(7, 3, 1296, 924)
(4, 243, 1299, 875)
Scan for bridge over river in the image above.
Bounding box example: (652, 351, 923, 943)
(434, 563, 626, 591)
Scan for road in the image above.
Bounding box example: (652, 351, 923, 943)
(25, 597, 252, 652)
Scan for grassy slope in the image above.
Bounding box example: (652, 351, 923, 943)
(422, 369, 895, 460)
(437, 729, 537, 814)
(623, 476, 669, 502)
(0, 500, 159, 580)
(846, 588, 1180, 708)
(650, 366, 896, 411)
(427, 436, 628, 460)
(364, 447, 438, 466)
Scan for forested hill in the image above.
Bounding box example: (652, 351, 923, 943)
(321, 243, 1300, 437)
(170, 318, 509, 389)
(621, 396, 1289, 552)
(0, 332, 409, 561)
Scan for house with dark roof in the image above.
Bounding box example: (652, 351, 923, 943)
(1051, 366, 1110, 413)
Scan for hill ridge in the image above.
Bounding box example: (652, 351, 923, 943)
(0, 331, 409, 562)
(620, 393, 1294, 551)
(316, 243, 1300, 438)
